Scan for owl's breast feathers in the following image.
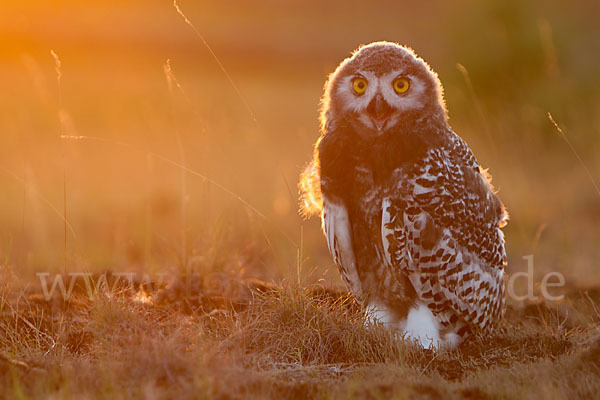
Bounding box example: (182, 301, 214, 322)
(318, 122, 508, 334)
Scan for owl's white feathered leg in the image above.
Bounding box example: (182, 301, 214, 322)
(399, 303, 441, 349)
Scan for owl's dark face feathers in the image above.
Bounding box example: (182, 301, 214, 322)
(321, 42, 447, 140)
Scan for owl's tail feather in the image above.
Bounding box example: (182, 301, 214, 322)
(299, 156, 323, 218)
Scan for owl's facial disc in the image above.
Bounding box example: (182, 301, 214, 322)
(337, 70, 426, 137)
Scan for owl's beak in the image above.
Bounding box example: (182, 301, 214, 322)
(367, 94, 392, 131)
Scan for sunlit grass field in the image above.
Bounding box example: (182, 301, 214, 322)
(1, 0, 600, 398)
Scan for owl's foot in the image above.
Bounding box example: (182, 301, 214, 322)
(398, 303, 441, 349)
(364, 302, 462, 350)
(398, 303, 462, 350)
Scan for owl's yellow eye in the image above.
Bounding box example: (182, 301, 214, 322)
(393, 78, 410, 94)
(352, 77, 368, 95)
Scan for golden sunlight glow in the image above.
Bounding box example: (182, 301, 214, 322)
(299, 156, 323, 217)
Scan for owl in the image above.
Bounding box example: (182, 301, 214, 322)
(300, 42, 508, 349)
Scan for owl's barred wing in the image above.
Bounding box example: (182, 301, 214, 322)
(322, 198, 363, 297)
(382, 142, 507, 332)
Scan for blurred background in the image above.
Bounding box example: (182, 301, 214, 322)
(0, 0, 599, 290)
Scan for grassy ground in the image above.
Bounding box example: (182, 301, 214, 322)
(1, 0, 600, 398)
(1, 270, 599, 399)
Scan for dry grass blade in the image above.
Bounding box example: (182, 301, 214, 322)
(548, 112, 600, 198)
(0, 165, 76, 238)
(0, 352, 29, 370)
(172, 0, 256, 123)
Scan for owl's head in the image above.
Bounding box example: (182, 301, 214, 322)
(321, 42, 447, 138)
